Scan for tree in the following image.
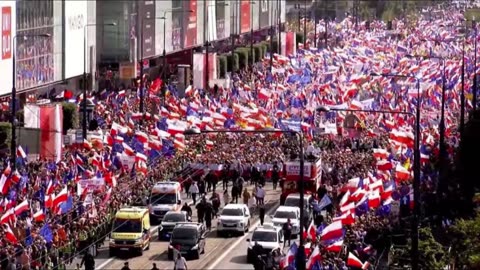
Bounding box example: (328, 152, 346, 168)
(447, 214, 480, 268)
(418, 227, 449, 269)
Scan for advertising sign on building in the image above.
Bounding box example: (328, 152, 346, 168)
(184, 0, 198, 48)
(64, 0, 87, 78)
(0, 1, 15, 96)
(171, 0, 184, 51)
(259, 0, 269, 29)
(285, 162, 312, 177)
(139, 0, 156, 58)
(240, 0, 251, 34)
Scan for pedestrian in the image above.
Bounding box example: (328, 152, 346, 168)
(204, 202, 214, 230)
(174, 253, 188, 270)
(259, 205, 265, 226)
(196, 200, 206, 224)
(151, 263, 159, 270)
(282, 218, 292, 248)
(231, 185, 239, 204)
(189, 181, 199, 205)
(243, 188, 251, 205)
(79, 251, 95, 270)
(223, 189, 230, 206)
(272, 162, 280, 190)
(256, 185, 265, 206)
(121, 262, 130, 270)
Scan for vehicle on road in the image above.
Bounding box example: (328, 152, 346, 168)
(109, 207, 151, 256)
(271, 206, 301, 236)
(149, 182, 182, 224)
(283, 193, 314, 224)
(246, 224, 283, 263)
(168, 222, 207, 260)
(217, 203, 251, 236)
(158, 211, 189, 240)
(280, 157, 322, 204)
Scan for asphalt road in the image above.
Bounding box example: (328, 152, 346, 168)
(67, 184, 281, 270)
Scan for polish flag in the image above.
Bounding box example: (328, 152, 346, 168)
(205, 140, 214, 150)
(33, 209, 46, 222)
(102, 187, 112, 206)
(349, 99, 363, 110)
(135, 152, 148, 163)
(135, 131, 149, 143)
(114, 136, 124, 143)
(167, 123, 186, 136)
(148, 139, 162, 151)
(75, 155, 84, 166)
(395, 164, 411, 181)
(174, 139, 186, 151)
(372, 148, 389, 159)
(333, 212, 355, 225)
(44, 194, 54, 209)
(420, 153, 430, 163)
(381, 185, 393, 200)
(368, 191, 381, 209)
(258, 88, 271, 100)
(11, 170, 21, 184)
(326, 239, 344, 253)
(53, 187, 68, 209)
(340, 202, 355, 213)
(369, 179, 384, 193)
(0, 209, 14, 224)
(122, 143, 135, 156)
(376, 160, 393, 171)
(350, 189, 367, 202)
(303, 221, 317, 240)
(14, 200, 29, 215)
(131, 112, 143, 120)
(347, 252, 364, 268)
(4, 224, 18, 244)
(320, 220, 343, 242)
(306, 246, 321, 270)
(17, 146, 27, 159)
(136, 160, 148, 175)
(0, 174, 11, 195)
(339, 190, 351, 207)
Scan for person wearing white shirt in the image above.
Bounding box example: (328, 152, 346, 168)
(174, 253, 188, 270)
(256, 185, 265, 205)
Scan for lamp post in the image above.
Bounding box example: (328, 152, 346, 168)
(303, 0, 307, 46)
(269, 1, 276, 72)
(159, 9, 193, 106)
(11, 33, 50, 171)
(231, 0, 238, 68)
(250, 1, 256, 67)
(473, 19, 478, 112)
(370, 72, 421, 270)
(183, 127, 306, 270)
(83, 23, 116, 139)
(461, 31, 466, 137)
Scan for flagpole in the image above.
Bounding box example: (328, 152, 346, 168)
(473, 19, 477, 112)
(460, 34, 466, 137)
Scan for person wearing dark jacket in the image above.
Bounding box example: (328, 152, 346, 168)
(204, 202, 214, 230)
(80, 251, 95, 270)
(259, 205, 266, 226)
(121, 262, 131, 270)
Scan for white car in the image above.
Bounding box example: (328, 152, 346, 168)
(246, 224, 283, 263)
(271, 206, 301, 235)
(217, 204, 251, 236)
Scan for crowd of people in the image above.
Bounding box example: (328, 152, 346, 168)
(0, 1, 472, 270)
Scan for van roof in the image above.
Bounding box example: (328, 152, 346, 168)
(115, 207, 148, 219)
(286, 193, 312, 199)
(152, 182, 181, 193)
(153, 181, 180, 188)
(223, 203, 246, 209)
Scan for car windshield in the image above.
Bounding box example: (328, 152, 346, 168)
(149, 193, 177, 205)
(252, 231, 277, 242)
(113, 219, 142, 233)
(274, 211, 296, 219)
(172, 228, 197, 240)
(221, 208, 243, 216)
(163, 213, 185, 222)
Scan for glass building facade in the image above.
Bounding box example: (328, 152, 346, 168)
(15, 0, 62, 91)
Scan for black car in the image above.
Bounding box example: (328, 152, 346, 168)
(168, 223, 207, 260)
(158, 211, 188, 240)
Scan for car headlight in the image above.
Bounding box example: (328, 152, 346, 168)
(168, 245, 174, 249)
(109, 239, 115, 244)
(192, 244, 199, 250)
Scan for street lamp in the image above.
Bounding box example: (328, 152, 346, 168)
(183, 127, 307, 270)
(158, 9, 193, 106)
(369, 72, 421, 270)
(472, 19, 478, 112)
(83, 22, 116, 139)
(205, 3, 229, 91)
(250, 1, 256, 67)
(11, 33, 51, 171)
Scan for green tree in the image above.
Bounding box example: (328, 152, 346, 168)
(417, 227, 449, 269)
(447, 215, 480, 268)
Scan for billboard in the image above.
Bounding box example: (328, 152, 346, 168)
(0, 1, 15, 96)
(139, 0, 156, 58)
(184, 0, 197, 48)
(240, 0, 251, 33)
(171, 0, 184, 51)
(216, 0, 226, 39)
(259, 0, 269, 29)
(64, 0, 87, 78)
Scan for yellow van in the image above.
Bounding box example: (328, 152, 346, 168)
(109, 207, 151, 256)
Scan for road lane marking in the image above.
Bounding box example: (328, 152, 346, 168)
(206, 204, 279, 270)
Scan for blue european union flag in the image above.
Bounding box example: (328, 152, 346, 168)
(40, 224, 53, 243)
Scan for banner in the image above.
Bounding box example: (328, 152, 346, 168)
(184, 0, 198, 48)
(215, 0, 226, 39)
(39, 104, 63, 162)
(207, 0, 217, 41)
(139, 0, 156, 58)
(240, 0, 251, 33)
(285, 162, 312, 177)
(282, 31, 295, 56)
(171, 0, 184, 51)
(77, 177, 106, 196)
(259, 0, 269, 29)
(192, 52, 217, 89)
(0, 2, 15, 95)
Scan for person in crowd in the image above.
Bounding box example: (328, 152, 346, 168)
(259, 205, 266, 226)
(189, 181, 199, 205)
(121, 262, 130, 270)
(174, 253, 188, 270)
(181, 202, 192, 220)
(79, 251, 95, 270)
(151, 263, 159, 270)
(243, 188, 251, 205)
(256, 185, 265, 206)
(223, 189, 230, 207)
(282, 218, 293, 248)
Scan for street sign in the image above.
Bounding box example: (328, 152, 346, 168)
(75, 130, 83, 143)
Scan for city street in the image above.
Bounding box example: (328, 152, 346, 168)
(68, 184, 280, 270)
